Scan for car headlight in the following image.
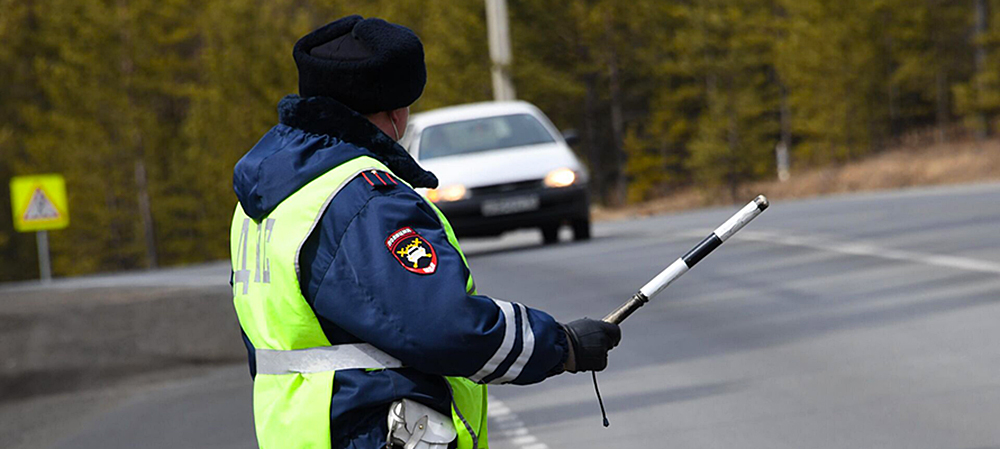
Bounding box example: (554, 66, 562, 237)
(544, 168, 577, 188)
(426, 184, 468, 202)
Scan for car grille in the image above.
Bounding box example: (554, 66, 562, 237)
(470, 179, 544, 196)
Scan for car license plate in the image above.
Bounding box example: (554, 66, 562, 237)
(481, 195, 540, 217)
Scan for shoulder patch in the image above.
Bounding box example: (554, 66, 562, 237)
(361, 169, 399, 191)
(385, 227, 438, 275)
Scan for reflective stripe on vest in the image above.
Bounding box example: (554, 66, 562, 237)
(255, 343, 402, 375)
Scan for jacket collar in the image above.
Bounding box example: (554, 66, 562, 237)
(277, 95, 438, 188)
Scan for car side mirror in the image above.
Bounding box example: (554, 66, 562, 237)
(562, 129, 580, 146)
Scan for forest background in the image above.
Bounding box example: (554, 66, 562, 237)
(1, 0, 999, 281)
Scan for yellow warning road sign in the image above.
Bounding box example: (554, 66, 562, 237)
(10, 174, 70, 232)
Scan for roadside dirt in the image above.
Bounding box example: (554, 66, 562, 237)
(595, 137, 1000, 220)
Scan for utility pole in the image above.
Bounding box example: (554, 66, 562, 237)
(974, 0, 989, 140)
(778, 83, 791, 182)
(605, 15, 626, 206)
(775, 142, 790, 182)
(485, 0, 516, 101)
(118, 0, 158, 268)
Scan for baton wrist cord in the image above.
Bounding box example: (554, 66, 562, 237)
(593, 372, 609, 427)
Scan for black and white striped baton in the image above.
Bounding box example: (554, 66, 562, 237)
(603, 195, 769, 325)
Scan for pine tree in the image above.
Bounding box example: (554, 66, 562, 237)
(638, 0, 780, 197)
(775, 0, 891, 163)
(0, 0, 41, 281)
(955, 0, 1000, 136)
(21, 0, 197, 275)
(509, 0, 671, 205)
(888, 0, 971, 142)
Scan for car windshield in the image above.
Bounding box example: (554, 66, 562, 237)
(418, 113, 555, 160)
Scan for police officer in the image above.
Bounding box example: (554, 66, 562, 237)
(230, 16, 621, 449)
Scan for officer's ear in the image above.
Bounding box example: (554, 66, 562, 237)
(389, 107, 410, 135)
(365, 109, 406, 141)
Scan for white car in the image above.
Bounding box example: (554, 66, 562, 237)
(402, 101, 591, 243)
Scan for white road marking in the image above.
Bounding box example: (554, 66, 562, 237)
(489, 405, 511, 416)
(522, 444, 550, 449)
(510, 435, 538, 445)
(490, 413, 518, 423)
(488, 395, 548, 449)
(501, 427, 529, 437)
(702, 230, 1000, 275)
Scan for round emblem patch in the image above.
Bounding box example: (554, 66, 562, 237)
(385, 227, 438, 275)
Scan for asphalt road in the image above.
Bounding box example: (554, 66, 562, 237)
(8, 183, 1000, 449)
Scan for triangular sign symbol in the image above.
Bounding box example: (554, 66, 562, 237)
(22, 188, 61, 221)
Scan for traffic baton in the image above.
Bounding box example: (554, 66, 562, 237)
(603, 195, 769, 325)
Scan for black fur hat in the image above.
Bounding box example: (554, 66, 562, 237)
(293, 16, 426, 114)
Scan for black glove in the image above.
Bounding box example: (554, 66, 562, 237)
(562, 318, 622, 373)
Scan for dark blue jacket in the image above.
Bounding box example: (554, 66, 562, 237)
(233, 95, 569, 449)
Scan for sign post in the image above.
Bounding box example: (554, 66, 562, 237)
(36, 230, 51, 282)
(9, 174, 70, 283)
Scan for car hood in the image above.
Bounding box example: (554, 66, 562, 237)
(417, 143, 585, 189)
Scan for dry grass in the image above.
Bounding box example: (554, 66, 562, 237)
(594, 138, 1000, 221)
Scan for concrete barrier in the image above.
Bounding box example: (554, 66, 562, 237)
(0, 285, 245, 401)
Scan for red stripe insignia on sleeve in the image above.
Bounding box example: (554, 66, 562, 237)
(385, 227, 438, 275)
